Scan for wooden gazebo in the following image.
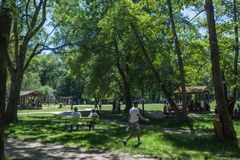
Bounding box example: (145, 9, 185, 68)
(173, 86, 211, 111)
(19, 91, 43, 109)
(174, 86, 211, 95)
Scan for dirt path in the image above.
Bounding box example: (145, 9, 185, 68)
(5, 139, 161, 160)
(18, 109, 92, 115)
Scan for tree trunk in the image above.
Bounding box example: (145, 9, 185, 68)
(222, 71, 228, 102)
(114, 40, 132, 111)
(0, 4, 12, 160)
(141, 89, 145, 116)
(232, 0, 239, 106)
(167, 0, 187, 114)
(112, 100, 116, 113)
(6, 72, 23, 124)
(129, 22, 188, 121)
(205, 0, 237, 140)
(5, 0, 48, 125)
(116, 62, 132, 111)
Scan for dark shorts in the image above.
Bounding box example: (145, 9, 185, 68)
(130, 122, 140, 135)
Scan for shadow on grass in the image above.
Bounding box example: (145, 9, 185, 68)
(6, 115, 127, 151)
(5, 138, 117, 160)
(162, 133, 240, 159)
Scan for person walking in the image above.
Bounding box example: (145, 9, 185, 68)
(123, 101, 149, 146)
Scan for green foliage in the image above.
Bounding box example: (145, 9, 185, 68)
(13, 0, 240, 103)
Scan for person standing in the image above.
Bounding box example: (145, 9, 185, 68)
(123, 102, 149, 146)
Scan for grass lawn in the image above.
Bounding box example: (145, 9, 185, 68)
(17, 103, 166, 113)
(6, 107, 240, 160)
(17, 101, 235, 114)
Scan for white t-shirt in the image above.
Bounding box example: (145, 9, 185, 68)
(89, 111, 98, 117)
(71, 111, 81, 118)
(129, 107, 140, 123)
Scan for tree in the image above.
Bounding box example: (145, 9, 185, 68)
(205, 0, 236, 140)
(28, 54, 67, 92)
(0, 0, 13, 158)
(6, 0, 50, 123)
(114, 40, 132, 111)
(232, 0, 239, 108)
(53, 0, 134, 110)
(167, 0, 187, 116)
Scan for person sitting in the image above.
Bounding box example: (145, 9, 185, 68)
(163, 105, 169, 118)
(205, 103, 210, 112)
(234, 108, 238, 119)
(71, 107, 81, 118)
(88, 109, 99, 118)
(69, 107, 81, 130)
(36, 101, 42, 109)
(88, 109, 99, 130)
(188, 100, 194, 111)
(227, 97, 234, 119)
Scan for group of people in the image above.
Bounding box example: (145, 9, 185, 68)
(188, 100, 210, 112)
(69, 101, 149, 146)
(163, 99, 210, 115)
(71, 107, 99, 118)
(22, 100, 42, 110)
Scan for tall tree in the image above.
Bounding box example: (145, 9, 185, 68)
(114, 40, 132, 111)
(167, 0, 187, 115)
(232, 0, 239, 107)
(205, 0, 236, 140)
(6, 0, 50, 123)
(0, 0, 13, 158)
(130, 21, 182, 119)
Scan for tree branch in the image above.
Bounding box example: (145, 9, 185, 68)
(29, 0, 43, 31)
(189, 9, 205, 22)
(31, 0, 47, 38)
(21, 0, 47, 65)
(25, 0, 31, 29)
(24, 20, 62, 71)
(33, 0, 37, 9)
(13, 20, 19, 68)
(43, 21, 61, 45)
(24, 43, 71, 71)
(6, 53, 16, 76)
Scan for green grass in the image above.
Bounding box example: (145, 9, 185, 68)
(17, 103, 165, 115)
(6, 110, 240, 159)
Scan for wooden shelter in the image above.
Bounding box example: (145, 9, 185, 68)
(19, 91, 43, 109)
(174, 86, 211, 95)
(20, 91, 42, 98)
(173, 86, 211, 111)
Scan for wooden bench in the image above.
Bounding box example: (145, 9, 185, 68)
(50, 115, 99, 131)
(64, 117, 99, 131)
(164, 110, 176, 118)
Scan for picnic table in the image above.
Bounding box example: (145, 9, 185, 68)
(50, 115, 99, 131)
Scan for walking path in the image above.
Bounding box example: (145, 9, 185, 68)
(5, 139, 161, 160)
(18, 109, 92, 115)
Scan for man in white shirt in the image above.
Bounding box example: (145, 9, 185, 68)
(123, 101, 149, 146)
(71, 107, 81, 118)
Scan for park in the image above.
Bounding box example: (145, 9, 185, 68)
(0, 0, 240, 159)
